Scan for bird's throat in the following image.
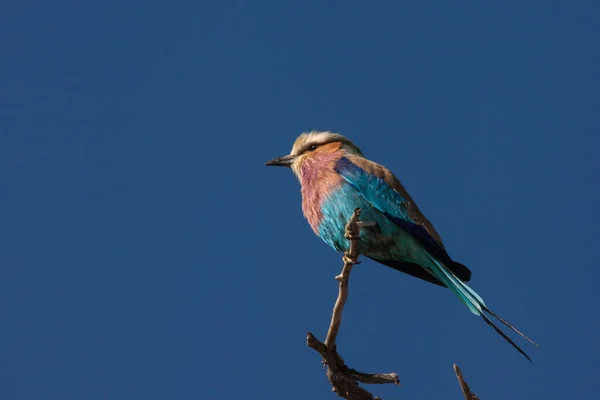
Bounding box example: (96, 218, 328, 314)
(299, 155, 344, 235)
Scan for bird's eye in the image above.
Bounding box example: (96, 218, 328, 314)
(309, 144, 317, 151)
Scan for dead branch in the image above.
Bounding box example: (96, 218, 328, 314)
(306, 208, 400, 400)
(305, 208, 480, 399)
(454, 364, 480, 400)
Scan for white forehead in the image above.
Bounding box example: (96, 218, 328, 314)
(290, 131, 353, 155)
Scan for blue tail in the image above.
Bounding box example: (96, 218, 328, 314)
(426, 255, 537, 361)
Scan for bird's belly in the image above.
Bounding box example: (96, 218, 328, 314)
(317, 185, 413, 261)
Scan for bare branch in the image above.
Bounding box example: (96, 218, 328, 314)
(306, 208, 400, 400)
(324, 207, 361, 348)
(304, 208, 481, 399)
(454, 364, 480, 400)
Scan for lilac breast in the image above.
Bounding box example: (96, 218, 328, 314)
(299, 154, 343, 235)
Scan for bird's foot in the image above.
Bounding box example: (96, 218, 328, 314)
(342, 255, 361, 266)
(357, 221, 376, 228)
(345, 220, 375, 240)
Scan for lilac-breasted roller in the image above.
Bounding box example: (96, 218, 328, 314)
(266, 131, 536, 360)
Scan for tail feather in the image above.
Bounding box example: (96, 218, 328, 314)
(425, 254, 535, 361)
(480, 312, 532, 362)
(482, 305, 538, 347)
(426, 254, 484, 315)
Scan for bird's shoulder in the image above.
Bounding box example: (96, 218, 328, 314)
(335, 155, 444, 246)
(342, 155, 414, 201)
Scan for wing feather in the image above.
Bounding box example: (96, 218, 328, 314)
(334, 156, 472, 282)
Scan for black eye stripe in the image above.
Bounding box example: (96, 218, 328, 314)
(304, 142, 323, 153)
(300, 139, 341, 154)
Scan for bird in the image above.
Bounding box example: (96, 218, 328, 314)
(265, 130, 537, 361)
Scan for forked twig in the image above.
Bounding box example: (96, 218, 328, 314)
(306, 208, 400, 400)
(305, 208, 481, 399)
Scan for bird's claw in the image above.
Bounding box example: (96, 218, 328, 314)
(342, 255, 361, 265)
(357, 221, 375, 227)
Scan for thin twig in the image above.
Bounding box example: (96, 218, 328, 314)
(306, 208, 400, 400)
(454, 364, 480, 400)
(324, 208, 361, 348)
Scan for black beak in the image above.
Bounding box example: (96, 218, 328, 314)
(265, 154, 296, 167)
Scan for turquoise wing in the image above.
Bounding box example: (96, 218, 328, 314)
(334, 156, 456, 266)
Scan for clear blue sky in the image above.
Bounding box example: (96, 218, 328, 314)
(1, 1, 598, 399)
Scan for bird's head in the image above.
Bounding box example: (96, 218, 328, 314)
(265, 131, 363, 176)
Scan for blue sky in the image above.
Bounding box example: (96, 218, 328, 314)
(1, 1, 599, 399)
